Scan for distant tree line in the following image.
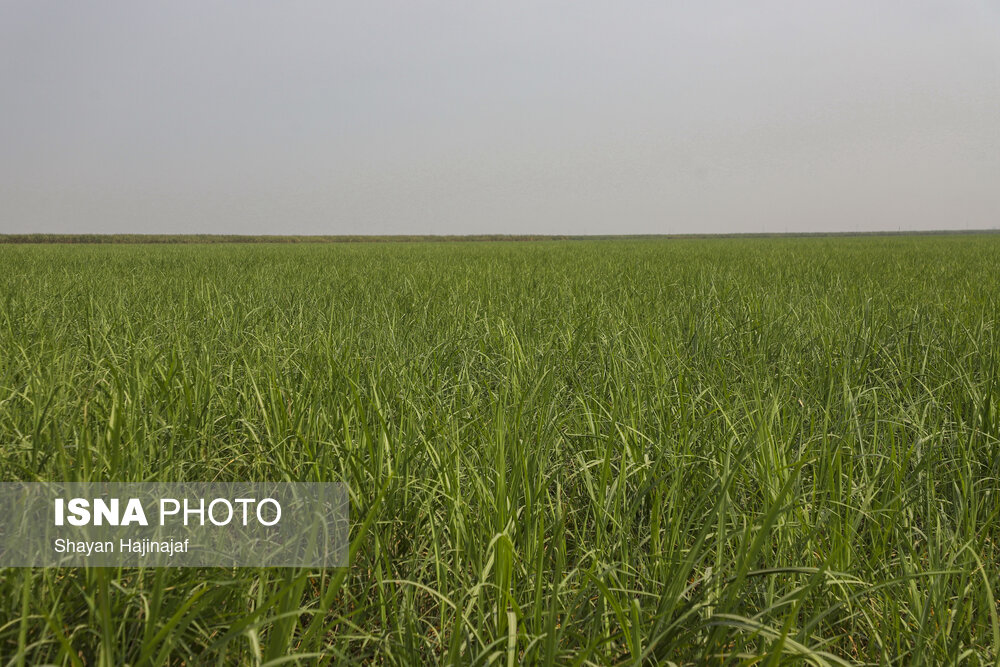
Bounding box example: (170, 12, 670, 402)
(0, 234, 582, 244)
(1, 230, 996, 244)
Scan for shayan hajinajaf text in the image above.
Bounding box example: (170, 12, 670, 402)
(53, 538, 190, 557)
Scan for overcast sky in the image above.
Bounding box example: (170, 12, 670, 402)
(1, 2, 998, 235)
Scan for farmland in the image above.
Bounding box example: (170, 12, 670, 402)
(1, 235, 999, 664)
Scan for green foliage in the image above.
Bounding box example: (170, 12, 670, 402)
(0, 236, 998, 664)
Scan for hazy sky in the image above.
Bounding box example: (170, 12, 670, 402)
(2, 2, 999, 235)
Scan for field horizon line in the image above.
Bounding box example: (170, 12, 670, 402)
(3, 228, 1000, 244)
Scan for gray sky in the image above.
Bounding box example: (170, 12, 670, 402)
(2, 2, 999, 235)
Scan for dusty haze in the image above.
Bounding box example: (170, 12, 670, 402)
(1, 2, 998, 235)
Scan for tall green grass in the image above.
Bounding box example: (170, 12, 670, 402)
(1, 236, 998, 664)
